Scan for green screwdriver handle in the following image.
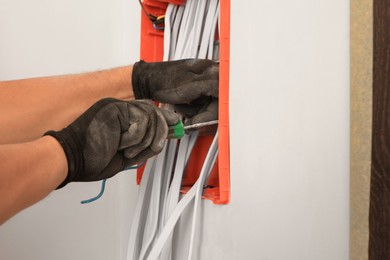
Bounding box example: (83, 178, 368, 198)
(167, 120, 185, 139)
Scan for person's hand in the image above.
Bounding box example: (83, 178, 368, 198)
(132, 59, 218, 125)
(45, 98, 179, 188)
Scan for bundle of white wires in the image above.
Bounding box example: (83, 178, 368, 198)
(126, 1, 220, 259)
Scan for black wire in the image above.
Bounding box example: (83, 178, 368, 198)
(137, 0, 157, 21)
(137, 0, 165, 31)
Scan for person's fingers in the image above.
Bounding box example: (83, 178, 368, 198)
(123, 101, 157, 159)
(148, 107, 168, 153)
(184, 98, 218, 125)
(83, 102, 125, 175)
(185, 59, 219, 76)
(159, 108, 180, 126)
(91, 153, 124, 181)
(123, 148, 156, 168)
(111, 102, 131, 132)
(153, 78, 218, 104)
(194, 78, 219, 98)
(118, 103, 150, 150)
(151, 59, 219, 104)
(122, 103, 172, 162)
(187, 59, 219, 98)
(173, 95, 213, 118)
(174, 103, 203, 118)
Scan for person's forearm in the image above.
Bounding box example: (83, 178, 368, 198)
(0, 66, 134, 144)
(0, 136, 67, 224)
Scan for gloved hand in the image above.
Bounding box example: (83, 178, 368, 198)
(45, 98, 179, 188)
(132, 59, 219, 125)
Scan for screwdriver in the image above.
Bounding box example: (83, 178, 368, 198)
(167, 120, 218, 139)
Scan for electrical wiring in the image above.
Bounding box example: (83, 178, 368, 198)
(185, 0, 207, 58)
(138, 144, 168, 260)
(169, 6, 184, 60)
(127, 156, 157, 259)
(198, 0, 219, 58)
(207, 1, 220, 60)
(126, 1, 220, 259)
(80, 162, 145, 204)
(153, 19, 165, 31)
(163, 4, 175, 61)
(146, 132, 219, 260)
(159, 134, 196, 260)
(158, 140, 178, 230)
(137, 0, 166, 30)
(187, 140, 218, 259)
(174, 0, 198, 59)
(161, 2, 220, 258)
(138, 0, 157, 21)
(80, 179, 107, 204)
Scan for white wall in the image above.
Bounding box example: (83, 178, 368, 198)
(0, 1, 140, 259)
(0, 0, 349, 260)
(189, 1, 350, 259)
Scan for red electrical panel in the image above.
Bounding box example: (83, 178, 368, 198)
(136, 0, 230, 204)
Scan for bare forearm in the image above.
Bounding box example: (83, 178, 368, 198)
(0, 66, 134, 144)
(0, 136, 67, 224)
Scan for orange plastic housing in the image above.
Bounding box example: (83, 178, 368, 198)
(136, 0, 230, 204)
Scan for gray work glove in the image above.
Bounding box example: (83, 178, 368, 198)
(132, 59, 219, 125)
(45, 98, 179, 188)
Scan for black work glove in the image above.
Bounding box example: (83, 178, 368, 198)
(132, 59, 219, 125)
(45, 98, 179, 189)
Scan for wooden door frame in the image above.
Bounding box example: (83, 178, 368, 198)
(350, 0, 373, 259)
(351, 0, 390, 259)
(369, 0, 390, 259)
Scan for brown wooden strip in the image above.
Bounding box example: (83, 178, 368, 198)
(350, 0, 373, 259)
(370, 0, 390, 259)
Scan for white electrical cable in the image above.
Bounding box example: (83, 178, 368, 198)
(160, 1, 210, 257)
(126, 1, 220, 259)
(161, 4, 179, 239)
(162, 2, 218, 259)
(184, 0, 207, 58)
(165, 134, 199, 217)
(180, 2, 220, 259)
(174, 0, 198, 60)
(159, 140, 178, 233)
(135, 7, 177, 257)
(169, 5, 184, 60)
(207, 1, 220, 60)
(163, 4, 174, 61)
(146, 132, 219, 260)
(129, 6, 177, 259)
(165, 135, 191, 209)
(186, 146, 218, 259)
(138, 145, 168, 259)
(127, 5, 173, 260)
(159, 1, 206, 258)
(127, 157, 157, 260)
(159, 133, 199, 260)
(198, 0, 219, 58)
